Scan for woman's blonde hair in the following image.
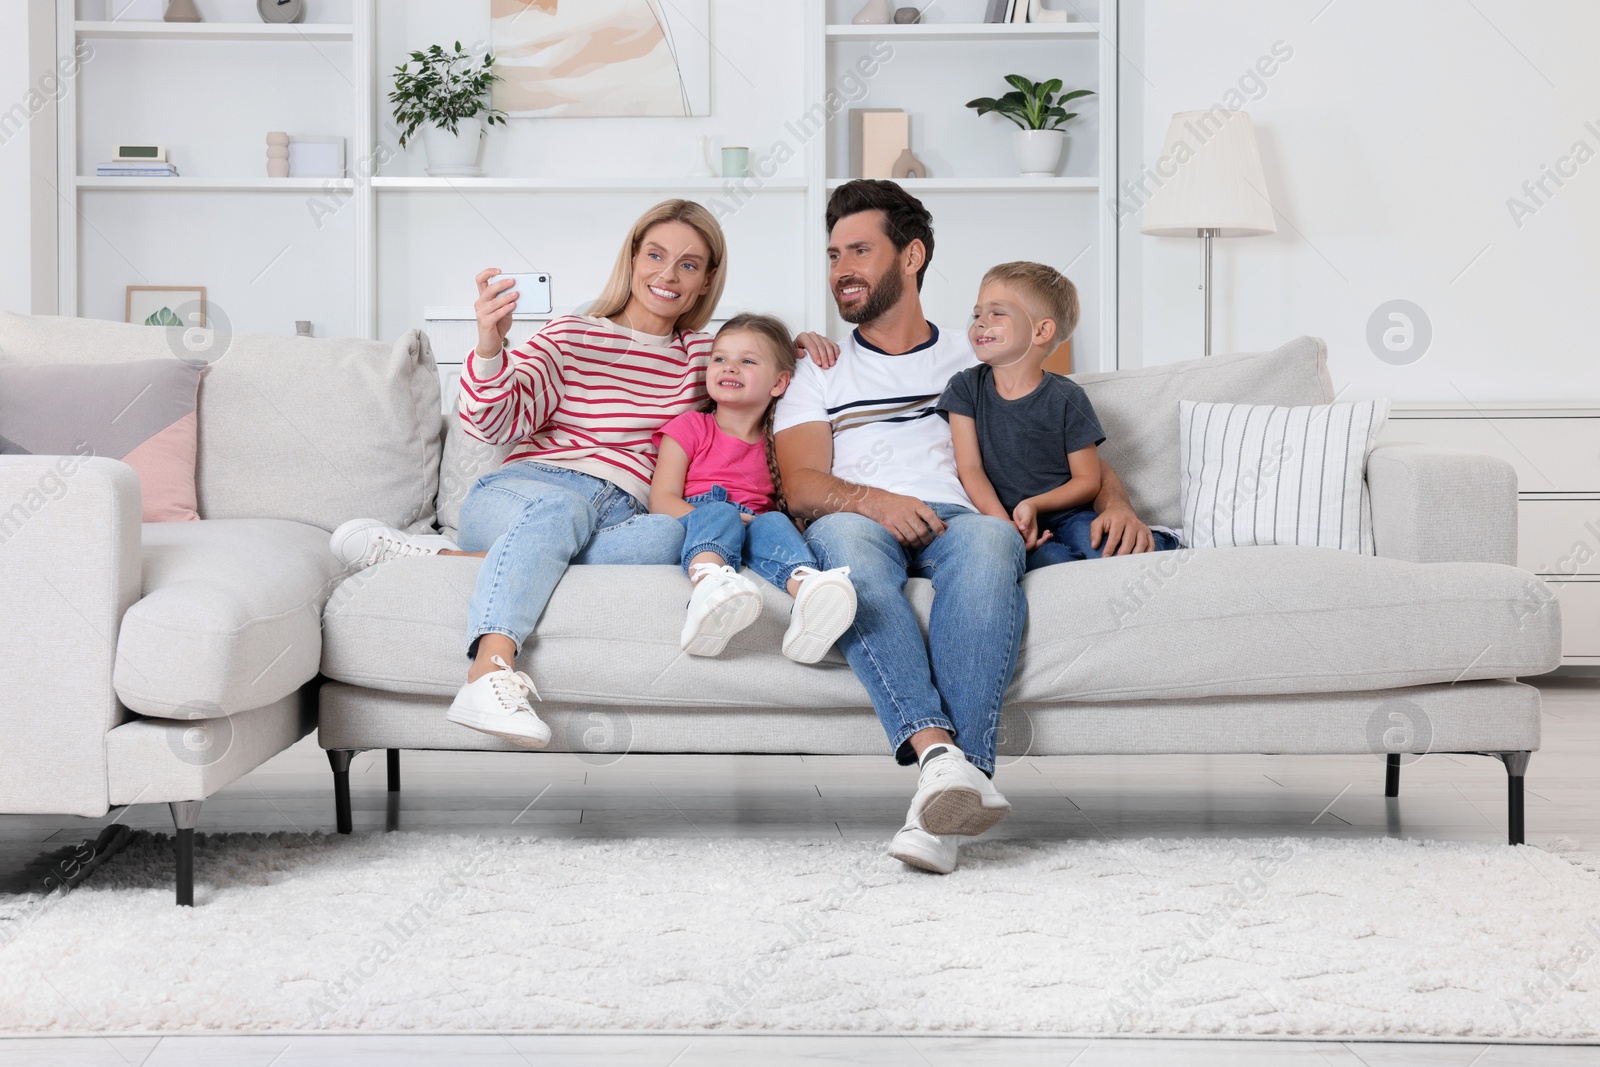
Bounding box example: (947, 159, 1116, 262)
(589, 199, 727, 334)
(703, 313, 797, 515)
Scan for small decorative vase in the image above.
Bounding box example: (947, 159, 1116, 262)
(266, 131, 289, 178)
(688, 134, 717, 177)
(1013, 128, 1066, 176)
(890, 147, 927, 179)
(852, 0, 894, 25)
(421, 116, 485, 177)
(893, 6, 921, 23)
(720, 146, 750, 178)
(164, 0, 201, 22)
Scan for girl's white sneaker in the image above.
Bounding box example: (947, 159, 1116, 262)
(782, 566, 856, 664)
(331, 518, 456, 569)
(447, 655, 550, 749)
(682, 563, 763, 657)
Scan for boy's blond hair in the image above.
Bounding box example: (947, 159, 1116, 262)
(981, 261, 1080, 348)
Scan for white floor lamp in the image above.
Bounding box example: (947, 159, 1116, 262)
(1140, 110, 1276, 357)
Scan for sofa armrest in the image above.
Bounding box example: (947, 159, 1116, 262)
(1367, 444, 1517, 566)
(0, 456, 142, 816)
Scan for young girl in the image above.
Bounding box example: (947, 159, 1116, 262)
(648, 314, 857, 663)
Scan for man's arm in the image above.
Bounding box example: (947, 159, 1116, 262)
(775, 422, 946, 547)
(1089, 460, 1156, 555)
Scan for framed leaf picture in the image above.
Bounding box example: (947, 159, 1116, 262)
(126, 286, 206, 328)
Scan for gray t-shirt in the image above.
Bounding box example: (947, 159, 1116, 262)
(936, 365, 1105, 518)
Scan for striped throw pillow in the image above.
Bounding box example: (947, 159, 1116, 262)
(1178, 399, 1391, 553)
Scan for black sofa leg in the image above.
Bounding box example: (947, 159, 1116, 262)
(169, 800, 201, 907)
(387, 749, 401, 793)
(1384, 753, 1401, 798)
(1497, 751, 1531, 845)
(328, 749, 356, 835)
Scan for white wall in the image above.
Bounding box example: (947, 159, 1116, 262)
(0, 3, 34, 315)
(1122, 0, 1600, 403)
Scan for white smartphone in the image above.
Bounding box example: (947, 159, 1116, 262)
(496, 272, 552, 315)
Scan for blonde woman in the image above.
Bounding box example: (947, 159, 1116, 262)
(333, 200, 726, 747)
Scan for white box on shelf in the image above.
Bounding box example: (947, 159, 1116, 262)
(288, 137, 347, 179)
(850, 109, 909, 179)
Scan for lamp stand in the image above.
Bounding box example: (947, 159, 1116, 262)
(1201, 227, 1218, 357)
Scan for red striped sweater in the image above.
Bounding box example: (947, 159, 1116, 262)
(458, 315, 712, 503)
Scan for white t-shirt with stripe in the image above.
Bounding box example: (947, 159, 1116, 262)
(774, 324, 975, 510)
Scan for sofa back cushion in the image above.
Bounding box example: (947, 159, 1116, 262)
(437, 411, 510, 542)
(1072, 336, 1334, 530)
(0, 313, 442, 533)
(0, 358, 203, 521)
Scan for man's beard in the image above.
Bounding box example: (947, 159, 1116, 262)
(836, 264, 905, 325)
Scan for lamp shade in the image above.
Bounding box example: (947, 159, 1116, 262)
(1140, 110, 1276, 238)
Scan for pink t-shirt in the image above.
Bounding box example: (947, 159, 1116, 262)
(653, 410, 776, 514)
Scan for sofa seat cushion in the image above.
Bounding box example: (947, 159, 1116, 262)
(317, 547, 1561, 707)
(115, 519, 344, 718)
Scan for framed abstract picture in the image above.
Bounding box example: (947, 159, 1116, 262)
(490, 0, 712, 118)
(126, 286, 206, 328)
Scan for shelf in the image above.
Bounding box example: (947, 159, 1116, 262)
(825, 176, 1097, 191)
(825, 22, 1097, 41)
(371, 176, 809, 193)
(75, 20, 354, 42)
(77, 177, 355, 191)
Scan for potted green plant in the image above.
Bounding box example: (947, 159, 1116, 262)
(390, 42, 509, 177)
(965, 75, 1095, 177)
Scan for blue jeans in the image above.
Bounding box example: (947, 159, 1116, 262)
(803, 503, 1026, 776)
(680, 485, 818, 592)
(459, 461, 684, 655)
(1026, 509, 1183, 572)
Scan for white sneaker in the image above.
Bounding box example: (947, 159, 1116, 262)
(331, 518, 456, 569)
(681, 563, 764, 657)
(888, 815, 959, 875)
(447, 655, 550, 749)
(781, 566, 857, 664)
(910, 744, 1011, 837)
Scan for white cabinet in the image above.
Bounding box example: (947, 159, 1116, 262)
(1382, 405, 1600, 664)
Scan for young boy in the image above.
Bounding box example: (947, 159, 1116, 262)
(936, 261, 1108, 571)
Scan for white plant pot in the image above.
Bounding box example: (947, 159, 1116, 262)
(1013, 129, 1067, 177)
(421, 117, 485, 177)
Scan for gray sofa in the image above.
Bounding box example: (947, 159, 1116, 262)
(0, 313, 1563, 906)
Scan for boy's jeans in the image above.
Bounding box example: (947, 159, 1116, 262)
(802, 503, 1026, 776)
(1026, 508, 1183, 572)
(680, 485, 817, 592)
(459, 461, 684, 655)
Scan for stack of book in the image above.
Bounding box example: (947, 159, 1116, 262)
(986, 0, 1063, 21)
(95, 160, 180, 178)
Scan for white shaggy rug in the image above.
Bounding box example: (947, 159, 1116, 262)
(1, 831, 1598, 1039)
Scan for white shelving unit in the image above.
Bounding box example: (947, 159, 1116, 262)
(824, 22, 1099, 41)
(74, 176, 356, 191)
(57, 0, 1119, 367)
(370, 177, 810, 193)
(823, 176, 1098, 191)
(58, 0, 375, 332)
(812, 1, 1116, 368)
(74, 20, 354, 41)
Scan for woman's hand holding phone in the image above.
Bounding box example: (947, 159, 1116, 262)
(474, 268, 518, 358)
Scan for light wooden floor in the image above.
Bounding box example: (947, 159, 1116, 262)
(2, 676, 1596, 1065)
